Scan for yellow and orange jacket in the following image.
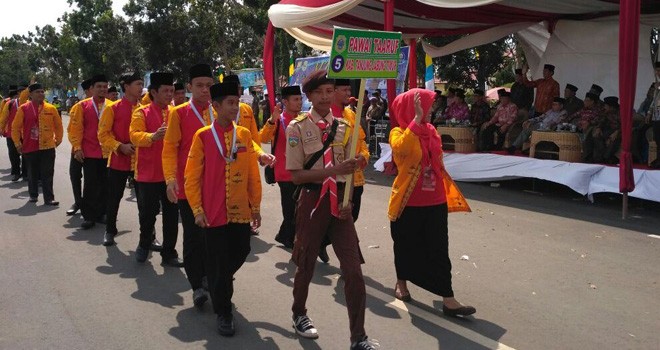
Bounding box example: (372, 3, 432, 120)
(0, 98, 19, 137)
(68, 97, 112, 158)
(338, 107, 370, 186)
(185, 122, 262, 225)
(11, 101, 63, 152)
(388, 126, 470, 221)
(237, 102, 265, 156)
(18, 89, 29, 106)
(98, 98, 141, 171)
(162, 101, 214, 200)
(130, 103, 170, 182)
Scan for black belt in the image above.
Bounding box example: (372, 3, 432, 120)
(302, 182, 346, 191)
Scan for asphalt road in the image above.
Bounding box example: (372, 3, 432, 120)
(1, 113, 659, 349)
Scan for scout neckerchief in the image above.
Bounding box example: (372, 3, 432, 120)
(310, 117, 339, 218)
(211, 121, 237, 163)
(92, 98, 106, 119)
(190, 100, 214, 126)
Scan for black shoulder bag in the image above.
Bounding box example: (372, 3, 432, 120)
(264, 120, 280, 184)
(292, 119, 339, 201)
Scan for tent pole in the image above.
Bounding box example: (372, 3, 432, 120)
(384, 0, 397, 127)
(408, 38, 417, 89)
(622, 192, 629, 220)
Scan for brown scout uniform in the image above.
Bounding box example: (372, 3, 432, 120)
(285, 108, 367, 343)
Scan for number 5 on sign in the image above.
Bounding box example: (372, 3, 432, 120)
(327, 27, 402, 207)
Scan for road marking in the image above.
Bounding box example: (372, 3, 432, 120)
(366, 286, 517, 350)
(648, 234, 660, 239)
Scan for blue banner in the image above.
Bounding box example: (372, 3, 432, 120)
(235, 69, 266, 88)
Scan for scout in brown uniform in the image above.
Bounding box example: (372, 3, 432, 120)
(285, 70, 375, 350)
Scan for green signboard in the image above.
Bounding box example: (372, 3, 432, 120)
(328, 28, 402, 79)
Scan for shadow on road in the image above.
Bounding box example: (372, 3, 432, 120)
(96, 245, 188, 308)
(4, 200, 59, 216)
(246, 236, 275, 263)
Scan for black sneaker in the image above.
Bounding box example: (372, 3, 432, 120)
(135, 246, 149, 263)
(103, 232, 116, 246)
(350, 336, 376, 350)
(217, 313, 235, 336)
(293, 315, 319, 339)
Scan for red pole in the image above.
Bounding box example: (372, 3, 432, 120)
(384, 0, 396, 127)
(408, 38, 417, 89)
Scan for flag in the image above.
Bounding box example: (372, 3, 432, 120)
(424, 54, 434, 90)
(289, 53, 295, 77)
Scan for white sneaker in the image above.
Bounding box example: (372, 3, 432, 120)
(293, 315, 319, 339)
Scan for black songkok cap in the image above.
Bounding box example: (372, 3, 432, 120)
(553, 97, 565, 104)
(514, 68, 523, 75)
(603, 96, 619, 108)
(8, 90, 18, 97)
(334, 79, 351, 86)
(90, 74, 108, 85)
(585, 92, 599, 101)
(108, 86, 117, 93)
(8, 85, 17, 90)
(544, 64, 555, 72)
(500, 91, 511, 97)
(28, 83, 43, 92)
(210, 82, 240, 100)
(174, 82, 185, 91)
(590, 84, 603, 95)
(455, 89, 466, 99)
(81, 79, 93, 90)
(189, 64, 213, 81)
(150, 72, 174, 87)
(565, 84, 578, 92)
(120, 72, 142, 85)
(281, 85, 302, 98)
(223, 74, 240, 84)
(497, 88, 507, 95)
(474, 89, 485, 96)
(301, 70, 334, 94)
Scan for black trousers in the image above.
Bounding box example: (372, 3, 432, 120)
(320, 185, 364, 249)
(479, 124, 506, 151)
(24, 149, 56, 201)
(6, 138, 22, 176)
(82, 158, 108, 222)
(654, 121, 660, 146)
(390, 203, 454, 298)
(69, 155, 83, 207)
(205, 224, 251, 316)
(105, 168, 133, 234)
(276, 181, 297, 243)
(136, 181, 179, 259)
(179, 199, 205, 290)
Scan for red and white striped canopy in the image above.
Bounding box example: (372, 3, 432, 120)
(269, 0, 659, 50)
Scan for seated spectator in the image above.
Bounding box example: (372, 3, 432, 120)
(564, 92, 600, 133)
(582, 96, 620, 163)
(431, 93, 448, 126)
(507, 97, 566, 154)
(469, 89, 490, 128)
(445, 89, 469, 122)
(479, 91, 518, 151)
(563, 84, 584, 118)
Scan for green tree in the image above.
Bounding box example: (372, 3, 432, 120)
(0, 35, 39, 92)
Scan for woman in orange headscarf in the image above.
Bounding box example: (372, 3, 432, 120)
(388, 88, 475, 317)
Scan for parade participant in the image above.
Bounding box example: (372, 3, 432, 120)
(107, 86, 119, 102)
(320, 78, 369, 262)
(285, 70, 375, 350)
(66, 78, 93, 216)
(388, 88, 475, 317)
(0, 88, 23, 181)
(163, 63, 215, 306)
(259, 85, 302, 249)
(11, 83, 63, 205)
(184, 81, 262, 336)
(69, 75, 111, 229)
(523, 64, 560, 116)
(223, 74, 274, 235)
(130, 72, 182, 267)
(172, 82, 186, 106)
(98, 72, 143, 246)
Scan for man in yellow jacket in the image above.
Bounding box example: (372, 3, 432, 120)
(185, 81, 261, 336)
(11, 83, 63, 205)
(0, 87, 24, 181)
(65, 78, 93, 216)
